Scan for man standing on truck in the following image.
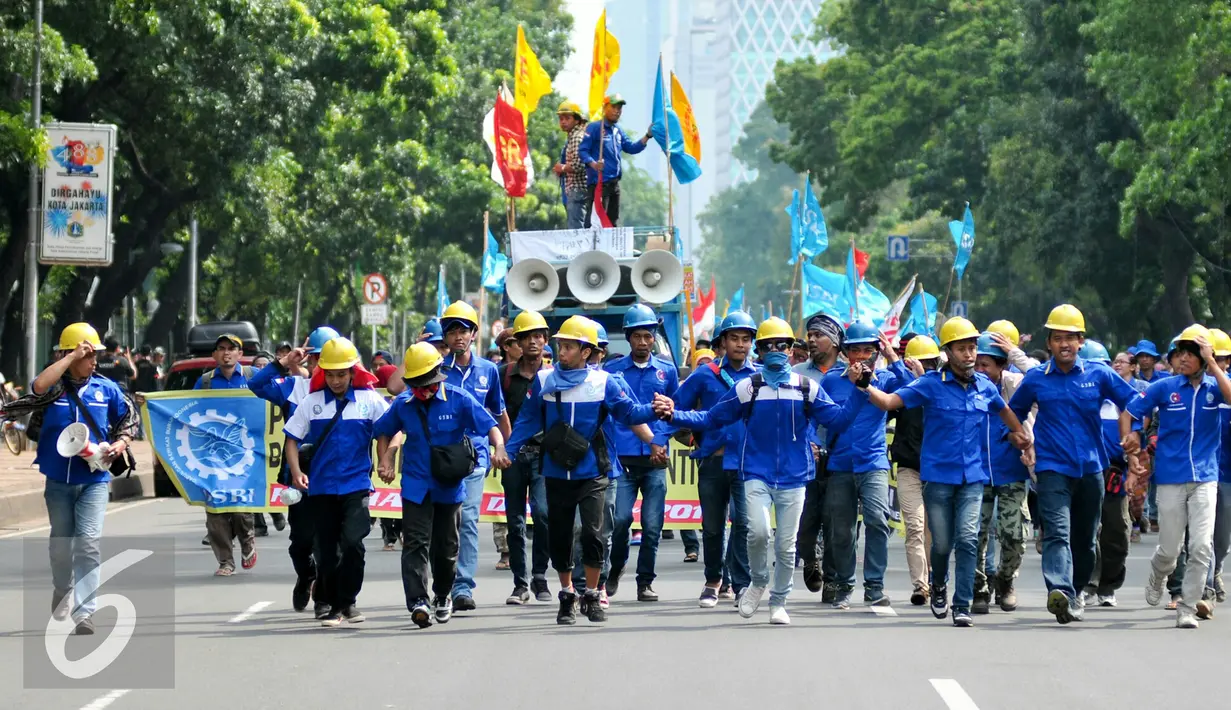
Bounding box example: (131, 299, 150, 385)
(578, 94, 651, 227)
(553, 101, 589, 229)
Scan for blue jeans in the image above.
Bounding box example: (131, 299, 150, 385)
(923, 481, 984, 609)
(697, 456, 749, 591)
(565, 188, 588, 229)
(610, 464, 668, 585)
(574, 480, 618, 589)
(452, 465, 487, 599)
(44, 478, 109, 621)
(744, 479, 806, 607)
(824, 470, 892, 592)
(1036, 470, 1104, 601)
(502, 455, 549, 589)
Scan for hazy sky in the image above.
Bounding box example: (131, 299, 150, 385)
(557, 0, 604, 105)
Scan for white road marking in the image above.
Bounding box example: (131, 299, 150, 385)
(0, 498, 163, 539)
(229, 601, 274, 623)
(80, 689, 130, 710)
(870, 604, 898, 616)
(930, 679, 980, 710)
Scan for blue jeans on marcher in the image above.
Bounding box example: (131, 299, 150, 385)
(610, 463, 668, 586)
(452, 465, 487, 600)
(744, 479, 806, 607)
(923, 481, 984, 610)
(574, 479, 618, 590)
(44, 478, 109, 621)
(502, 455, 549, 589)
(697, 456, 750, 591)
(565, 188, 588, 229)
(824, 470, 892, 593)
(1036, 470, 1104, 602)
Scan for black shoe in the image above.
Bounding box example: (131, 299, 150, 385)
(410, 599, 432, 628)
(201, 535, 210, 546)
(910, 585, 929, 606)
(952, 607, 974, 627)
(320, 608, 343, 628)
(821, 582, 838, 604)
(341, 605, 365, 623)
(803, 561, 823, 593)
(74, 617, 95, 635)
(531, 578, 552, 602)
(254, 526, 269, 538)
(557, 590, 578, 625)
(292, 576, 315, 612)
(581, 589, 607, 622)
(434, 596, 453, 624)
(452, 595, 476, 612)
(971, 592, 991, 615)
(606, 567, 625, 597)
(662, 529, 676, 539)
(931, 585, 949, 619)
(271, 513, 287, 531)
(314, 602, 331, 620)
(506, 586, 531, 605)
(637, 584, 659, 602)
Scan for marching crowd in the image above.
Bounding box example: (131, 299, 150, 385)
(6, 300, 1231, 633)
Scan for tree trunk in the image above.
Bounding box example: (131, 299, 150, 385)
(1149, 216, 1196, 333)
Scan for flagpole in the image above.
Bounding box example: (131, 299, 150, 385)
(786, 258, 802, 333)
(941, 268, 955, 314)
(684, 287, 695, 361)
(479, 210, 490, 357)
(849, 238, 861, 322)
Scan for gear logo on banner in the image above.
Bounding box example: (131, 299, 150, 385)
(174, 409, 257, 480)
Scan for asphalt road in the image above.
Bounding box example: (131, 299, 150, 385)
(1, 498, 1228, 710)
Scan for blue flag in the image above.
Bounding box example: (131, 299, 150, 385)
(436, 266, 449, 318)
(800, 179, 828, 259)
(951, 204, 975, 280)
(857, 279, 892, 328)
(902, 291, 939, 337)
(650, 56, 702, 185)
(786, 189, 802, 265)
(802, 263, 851, 322)
(729, 285, 744, 314)
(481, 229, 509, 293)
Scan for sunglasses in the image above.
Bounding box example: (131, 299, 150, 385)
(760, 340, 792, 353)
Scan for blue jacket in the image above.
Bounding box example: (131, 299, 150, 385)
(1127, 374, 1227, 485)
(986, 376, 1029, 485)
(441, 353, 506, 472)
(283, 387, 389, 496)
(671, 372, 867, 489)
(373, 384, 498, 505)
(249, 363, 311, 417)
(671, 357, 759, 468)
(507, 369, 658, 480)
(822, 361, 907, 473)
(1009, 357, 1140, 478)
(896, 369, 1004, 485)
(604, 354, 678, 457)
(35, 375, 132, 485)
(578, 120, 648, 183)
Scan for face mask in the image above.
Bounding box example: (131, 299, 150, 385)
(541, 365, 590, 395)
(761, 351, 792, 389)
(412, 384, 440, 401)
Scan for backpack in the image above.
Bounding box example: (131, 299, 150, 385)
(743, 372, 812, 421)
(200, 366, 255, 390)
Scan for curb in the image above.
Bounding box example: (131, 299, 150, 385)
(0, 470, 155, 529)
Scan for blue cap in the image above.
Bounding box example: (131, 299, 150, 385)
(421, 319, 443, 344)
(1079, 339, 1110, 363)
(1134, 339, 1160, 358)
(1127, 346, 1138, 356)
(306, 326, 340, 354)
(976, 332, 1008, 359)
(843, 321, 880, 347)
(623, 304, 658, 333)
(716, 310, 756, 338)
(543, 344, 553, 356)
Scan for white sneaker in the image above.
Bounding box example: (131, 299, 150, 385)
(1146, 572, 1166, 607)
(1177, 609, 1199, 629)
(739, 585, 766, 619)
(769, 605, 791, 625)
(1081, 589, 1098, 607)
(698, 586, 719, 608)
(1098, 594, 1118, 607)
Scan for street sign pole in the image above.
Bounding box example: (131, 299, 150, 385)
(23, 0, 42, 384)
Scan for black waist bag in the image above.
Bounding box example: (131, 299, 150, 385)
(415, 403, 477, 485)
(541, 397, 610, 474)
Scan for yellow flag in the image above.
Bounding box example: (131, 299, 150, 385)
(588, 10, 621, 119)
(514, 25, 553, 124)
(670, 71, 701, 163)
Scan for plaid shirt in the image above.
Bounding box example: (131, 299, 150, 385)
(563, 124, 587, 192)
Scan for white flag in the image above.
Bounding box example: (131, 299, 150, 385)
(882, 275, 917, 346)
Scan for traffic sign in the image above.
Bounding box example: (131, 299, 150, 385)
(361, 304, 389, 325)
(886, 235, 909, 261)
(362, 273, 388, 305)
(951, 301, 969, 318)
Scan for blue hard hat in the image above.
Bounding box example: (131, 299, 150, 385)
(306, 326, 340, 354)
(623, 304, 658, 333)
(843, 321, 880, 347)
(976, 332, 1008, 359)
(716, 310, 757, 338)
(1078, 339, 1110, 363)
(1134, 339, 1160, 358)
(421, 318, 443, 343)
(595, 323, 609, 347)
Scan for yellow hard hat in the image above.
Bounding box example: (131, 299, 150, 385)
(1177, 323, 1212, 345)
(1210, 328, 1231, 357)
(1044, 304, 1085, 333)
(905, 335, 941, 360)
(939, 317, 980, 346)
(403, 342, 445, 382)
(986, 320, 1020, 345)
(756, 317, 794, 343)
(556, 101, 584, 118)
(440, 301, 479, 330)
(692, 348, 716, 367)
(553, 315, 599, 347)
(57, 322, 103, 352)
(513, 310, 549, 336)
(317, 337, 362, 370)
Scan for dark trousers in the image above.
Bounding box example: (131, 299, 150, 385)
(287, 498, 317, 580)
(697, 455, 750, 590)
(798, 475, 835, 581)
(310, 491, 370, 609)
(582, 179, 621, 227)
(546, 477, 609, 572)
(1091, 494, 1131, 595)
(380, 518, 402, 546)
(503, 454, 550, 588)
(400, 495, 462, 606)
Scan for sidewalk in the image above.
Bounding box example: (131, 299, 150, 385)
(0, 440, 157, 529)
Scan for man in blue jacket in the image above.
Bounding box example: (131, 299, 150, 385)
(503, 316, 664, 625)
(1123, 325, 1231, 628)
(604, 305, 679, 602)
(660, 318, 869, 625)
(1009, 305, 1141, 624)
(577, 93, 651, 227)
(673, 310, 759, 608)
(821, 321, 909, 609)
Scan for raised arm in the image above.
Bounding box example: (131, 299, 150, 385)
(670, 384, 746, 431)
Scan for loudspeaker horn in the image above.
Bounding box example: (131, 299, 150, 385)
(567, 250, 621, 305)
(507, 258, 560, 311)
(632, 250, 684, 304)
(56, 422, 107, 470)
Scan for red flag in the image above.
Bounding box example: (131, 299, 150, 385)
(493, 91, 530, 197)
(854, 248, 870, 279)
(591, 178, 614, 228)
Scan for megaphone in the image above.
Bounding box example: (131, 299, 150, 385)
(56, 422, 108, 471)
(567, 250, 621, 305)
(507, 258, 560, 311)
(632, 250, 684, 304)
